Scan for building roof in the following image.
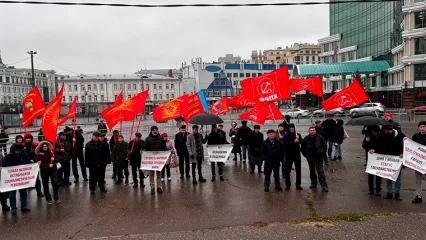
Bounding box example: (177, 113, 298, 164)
(294, 60, 390, 76)
(62, 73, 177, 80)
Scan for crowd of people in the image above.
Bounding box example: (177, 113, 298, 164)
(1, 112, 425, 216)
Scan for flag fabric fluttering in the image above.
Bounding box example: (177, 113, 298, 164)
(41, 84, 64, 143)
(185, 91, 209, 122)
(266, 103, 284, 120)
(289, 76, 323, 97)
(228, 92, 257, 109)
(22, 87, 45, 128)
(102, 92, 123, 130)
(239, 105, 269, 125)
(153, 95, 190, 122)
(58, 97, 77, 126)
(209, 97, 230, 115)
(241, 66, 291, 104)
(322, 80, 369, 111)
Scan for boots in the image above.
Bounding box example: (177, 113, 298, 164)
(124, 176, 129, 185)
(140, 179, 145, 188)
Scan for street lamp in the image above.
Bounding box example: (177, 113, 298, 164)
(138, 74, 147, 120)
(27, 51, 37, 87)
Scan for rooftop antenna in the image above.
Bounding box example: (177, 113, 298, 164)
(144, 62, 147, 75)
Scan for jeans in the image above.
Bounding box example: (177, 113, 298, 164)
(40, 171, 59, 201)
(72, 149, 87, 180)
(211, 162, 224, 176)
(178, 152, 190, 176)
(307, 157, 328, 188)
(327, 138, 334, 157)
(58, 161, 71, 184)
(264, 166, 281, 188)
(415, 171, 423, 197)
(9, 189, 28, 211)
(241, 144, 250, 160)
(149, 170, 161, 189)
(161, 164, 171, 178)
(368, 174, 382, 193)
(334, 144, 342, 157)
(386, 173, 402, 194)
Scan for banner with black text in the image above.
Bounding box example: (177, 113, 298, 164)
(403, 139, 426, 174)
(140, 151, 171, 171)
(366, 153, 402, 181)
(207, 144, 233, 163)
(0, 163, 40, 192)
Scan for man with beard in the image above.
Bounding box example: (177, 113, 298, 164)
(23, 132, 43, 197)
(128, 133, 145, 188)
(85, 132, 108, 194)
(237, 120, 252, 162)
(144, 126, 167, 194)
(248, 125, 264, 174)
(175, 125, 190, 179)
(64, 127, 87, 183)
(206, 124, 229, 182)
(109, 130, 120, 180)
(187, 125, 207, 184)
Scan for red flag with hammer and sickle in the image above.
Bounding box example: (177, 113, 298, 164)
(322, 80, 369, 111)
(290, 76, 323, 97)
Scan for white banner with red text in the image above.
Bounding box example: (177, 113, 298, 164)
(366, 153, 403, 181)
(207, 144, 233, 163)
(140, 151, 171, 171)
(0, 163, 40, 192)
(403, 139, 426, 174)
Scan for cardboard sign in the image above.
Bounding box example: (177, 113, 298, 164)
(207, 144, 233, 163)
(365, 153, 403, 181)
(0, 163, 40, 192)
(140, 151, 171, 171)
(403, 139, 426, 174)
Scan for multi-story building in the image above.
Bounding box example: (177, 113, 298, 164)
(57, 73, 182, 116)
(181, 57, 293, 102)
(251, 43, 321, 65)
(218, 54, 242, 64)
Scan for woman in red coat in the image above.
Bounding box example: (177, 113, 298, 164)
(36, 141, 60, 205)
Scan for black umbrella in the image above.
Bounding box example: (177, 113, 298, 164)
(189, 113, 224, 125)
(346, 116, 388, 126)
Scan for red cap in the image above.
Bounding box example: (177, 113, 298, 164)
(161, 132, 168, 137)
(385, 113, 392, 118)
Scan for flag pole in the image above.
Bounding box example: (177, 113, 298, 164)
(120, 122, 123, 135)
(129, 118, 135, 142)
(73, 115, 76, 148)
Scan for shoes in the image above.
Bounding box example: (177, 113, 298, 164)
(124, 178, 129, 185)
(275, 187, 283, 191)
(394, 194, 402, 201)
(192, 179, 198, 184)
(167, 177, 172, 181)
(2, 206, 10, 212)
(233, 158, 237, 161)
(100, 188, 107, 193)
(285, 186, 291, 191)
(151, 188, 155, 194)
(115, 179, 122, 184)
(383, 193, 393, 199)
(258, 170, 263, 174)
(337, 156, 342, 160)
(296, 186, 303, 190)
(331, 157, 337, 161)
(368, 190, 374, 195)
(55, 199, 61, 204)
(185, 175, 191, 178)
(84, 178, 89, 182)
(323, 187, 329, 192)
(242, 160, 246, 163)
(375, 191, 381, 196)
(264, 188, 269, 192)
(180, 175, 184, 179)
(21, 207, 31, 212)
(90, 191, 95, 195)
(140, 180, 145, 188)
(199, 177, 207, 182)
(412, 196, 422, 203)
(133, 183, 139, 188)
(250, 170, 255, 174)
(11, 210, 17, 216)
(211, 176, 216, 182)
(309, 185, 317, 189)
(37, 192, 45, 198)
(157, 188, 163, 194)
(161, 178, 165, 182)
(47, 200, 53, 205)
(65, 182, 72, 186)
(220, 176, 225, 181)
(111, 175, 116, 179)
(74, 178, 79, 183)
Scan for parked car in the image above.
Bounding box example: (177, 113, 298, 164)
(281, 108, 310, 119)
(313, 108, 345, 117)
(349, 103, 385, 116)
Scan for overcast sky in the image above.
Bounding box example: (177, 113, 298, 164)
(0, 0, 329, 75)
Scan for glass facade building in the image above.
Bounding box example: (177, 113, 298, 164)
(330, 0, 403, 62)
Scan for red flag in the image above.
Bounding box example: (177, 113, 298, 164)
(266, 104, 284, 120)
(107, 90, 149, 129)
(228, 92, 257, 109)
(290, 76, 323, 97)
(322, 80, 369, 111)
(185, 91, 209, 122)
(58, 97, 77, 126)
(240, 106, 269, 125)
(102, 92, 123, 130)
(153, 95, 189, 122)
(241, 67, 291, 104)
(22, 87, 45, 128)
(210, 98, 230, 115)
(41, 84, 64, 143)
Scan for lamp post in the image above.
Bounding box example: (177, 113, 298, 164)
(27, 51, 37, 87)
(139, 75, 147, 120)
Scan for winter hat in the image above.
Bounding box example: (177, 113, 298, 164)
(382, 125, 393, 130)
(418, 121, 426, 127)
(92, 131, 100, 137)
(288, 123, 296, 129)
(135, 132, 142, 138)
(253, 125, 261, 129)
(315, 120, 322, 123)
(12, 143, 24, 150)
(192, 125, 199, 129)
(161, 132, 168, 137)
(267, 129, 275, 134)
(64, 126, 72, 132)
(241, 120, 248, 125)
(385, 113, 393, 118)
(218, 124, 224, 127)
(100, 132, 106, 137)
(180, 125, 187, 129)
(151, 126, 159, 131)
(211, 124, 217, 128)
(58, 132, 65, 137)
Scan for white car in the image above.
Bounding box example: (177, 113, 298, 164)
(349, 103, 385, 116)
(281, 108, 310, 119)
(313, 108, 345, 117)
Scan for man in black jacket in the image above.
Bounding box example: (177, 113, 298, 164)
(261, 129, 284, 192)
(385, 113, 402, 133)
(206, 124, 229, 181)
(321, 115, 336, 159)
(65, 127, 87, 183)
(1, 143, 31, 215)
(109, 130, 120, 180)
(301, 127, 329, 192)
(237, 120, 252, 162)
(175, 125, 190, 179)
(248, 125, 263, 174)
(411, 121, 426, 203)
(85, 132, 107, 194)
(99, 133, 111, 185)
(284, 124, 303, 190)
(0, 129, 9, 155)
(97, 120, 108, 134)
(315, 120, 328, 164)
(362, 125, 383, 195)
(144, 126, 167, 194)
(128, 132, 145, 188)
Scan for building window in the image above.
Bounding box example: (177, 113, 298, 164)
(214, 73, 219, 78)
(100, 84, 104, 91)
(119, 84, 123, 90)
(81, 85, 85, 91)
(154, 94, 157, 100)
(88, 95, 92, 101)
(166, 84, 169, 89)
(76, 96, 78, 102)
(114, 84, 117, 90)
(128, 84, 131, 90)
(74, 85, 77, 91)
(154, 84, 157, 89)
(251, 73, 257, 77)
(341, 53, 346, 62)
(146, 84, 149, 89)
(306, 56, 310, 62)
(88, 84, 91, 91)
(171, 84, 174, 89)
(349, 52, 354, 61)
(324, 56, 330, 63)
(324, 44, 329, 52)
(258, 73, 263, 76)
(166, 94, 169, 99)
(82, 96, 85, 101)
(114, 95, 117, 100)
(128, 94, 131, 99)
(69, 96, 72, 102)
(94, 84, 97, 91)
(225, 73, 230, 78)
(245, 73, 250, 78)
(414, 63, 426, 81)
(276, 57, 281, 60)
(221, 80, 226, 86)
(415, 11, 426, 29)
(159, 85, 162, 90)
(68, 85, 72, 92)
(94, 95, 97, 101)
(312, 56, 316, 62)
(101, 95, 104, 101)
(171, 94, 174, 98)
(233, 73, 238, 78)
(415, 38, 426, 55)
(207, 89, 213, 96)
(239, 73, 244, 78)
(214, 90, 220, 96)
(62, 96, 65, 102)
(133, 84, 136, 90)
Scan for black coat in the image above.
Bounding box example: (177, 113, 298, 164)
(144, 133, 167, 151)
(321, 119, 336, 139)
(111, 142, 129, 167)
(249, 131, 263, 157)
(301, 134, 326, 159)
(334, 125, 344, 144)
(229, 128, 241, 153)
(0, 132, 9, 144)
(206, 131, 229, 145)
(1, 152, 30, 167)
(237, 125, 252, 145)
(85, 140, 108, 167)
(261, 139, 284, 168)
(284, 132, 302, 159)
(101, 138, 111, 164)
(109, 135, 119, 153)
(174, 132, 189, 155)
(128, 139, 145, 166)
(412, 133, 426, 146)
(369, 130, 405, 156)
(388, 120, 402, 133)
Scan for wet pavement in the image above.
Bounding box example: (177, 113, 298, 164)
(1, 119, 426, 239)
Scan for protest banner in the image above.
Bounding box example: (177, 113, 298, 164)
(140, 151, 171, 171)
(207, 144, 233, 163)
(403, 139, 426, 174)
(365, 153, 403, 181)
(0, 163, 39, 192)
